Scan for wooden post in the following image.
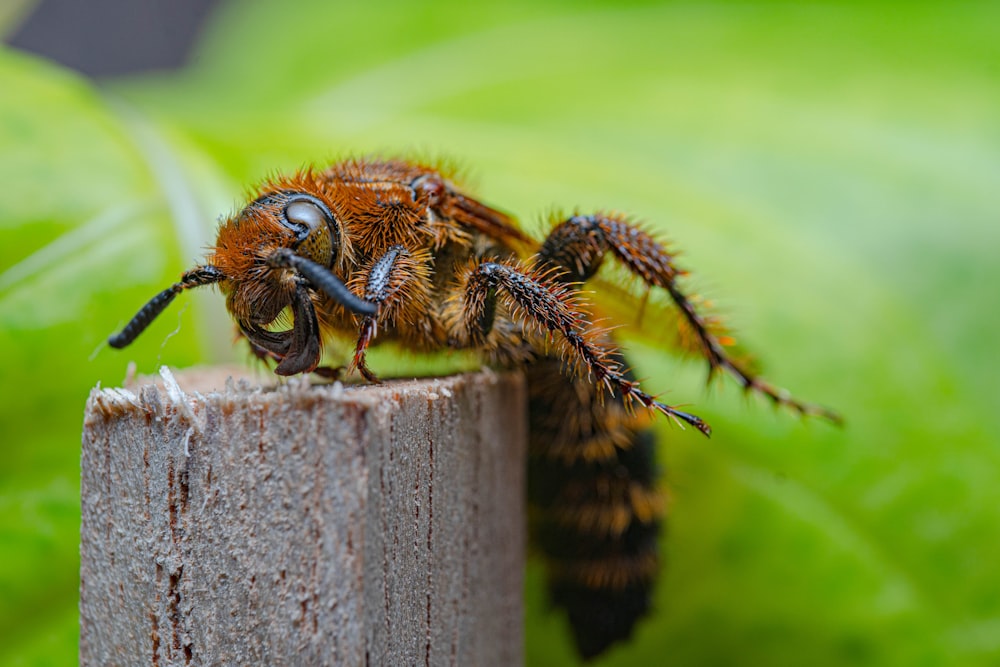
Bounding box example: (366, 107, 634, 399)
(80, 367, 526, 667)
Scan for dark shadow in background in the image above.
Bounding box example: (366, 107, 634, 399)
(6, 0, 219, 77)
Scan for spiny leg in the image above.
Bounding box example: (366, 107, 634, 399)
(537, 213, 840, 422)
(350, 246, 403, 381)
(348, 244, 431, 382)
(455, 260, 710, 436)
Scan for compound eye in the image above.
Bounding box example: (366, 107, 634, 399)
(284, 198, 328, 239)
(280, 194, 338, 266)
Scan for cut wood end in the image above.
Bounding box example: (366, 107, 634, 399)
(81, 366, 527, 667)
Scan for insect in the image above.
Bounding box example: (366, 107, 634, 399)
(109, 157, 837, 660)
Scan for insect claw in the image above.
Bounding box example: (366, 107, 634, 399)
(358, 364, 382, 383)
(812, 404, 844, 426)
(653, 401, 712, 437)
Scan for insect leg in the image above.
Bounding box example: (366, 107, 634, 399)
(454, 260, 710, 435)
(524, 228, 669, 657)
(538, 213, 839, 422)
(347, 245, 432, 382)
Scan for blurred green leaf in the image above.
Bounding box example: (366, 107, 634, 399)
(0, 49, 227, 664)
(3, 1, 999, 665)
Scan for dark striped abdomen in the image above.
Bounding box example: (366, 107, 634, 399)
(525, 354, 664, 660)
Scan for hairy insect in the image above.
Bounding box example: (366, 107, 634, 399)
(110, 157, 837, 660)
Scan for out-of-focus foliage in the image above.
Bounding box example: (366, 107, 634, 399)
(1, 1, 998, 665)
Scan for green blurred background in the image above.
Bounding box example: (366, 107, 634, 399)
(2, 1, 999, 665)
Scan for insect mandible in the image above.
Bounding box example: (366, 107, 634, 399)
(109, 156, 838, 659)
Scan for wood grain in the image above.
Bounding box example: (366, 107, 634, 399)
(80, 367, 526, 667)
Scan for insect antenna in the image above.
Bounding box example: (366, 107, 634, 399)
(108, 265, 225, 349)
(267, 248, 377, 316)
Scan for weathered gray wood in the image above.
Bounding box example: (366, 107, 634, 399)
(80, 367, 526, 667)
